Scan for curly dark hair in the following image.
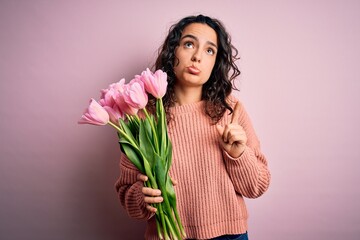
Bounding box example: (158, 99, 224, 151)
(151, 14, 240, 124)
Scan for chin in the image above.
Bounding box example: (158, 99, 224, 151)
(186, 75, 207, 83)
(176, 73, 208, 87)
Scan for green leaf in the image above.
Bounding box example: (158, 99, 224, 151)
(139, 120, 156, 169)
(156, 100, 167, 157)
(118, 118, 137, 144)
(126, 115, 140, 137)
(119, 140, 144, 174)
(154, 153, 182, 239)
(143, 117, 153, 145)
(153, 153, 166, 190)
(156, 99, 161, 120)
(166, 175, 176, 207)
(165, 140, 173, 173)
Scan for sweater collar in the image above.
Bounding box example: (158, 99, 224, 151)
(170, 100, 205, 115)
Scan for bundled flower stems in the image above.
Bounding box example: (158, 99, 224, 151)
(79, 68, 186, 240)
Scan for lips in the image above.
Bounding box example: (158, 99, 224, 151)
(187, 66, 201, 75)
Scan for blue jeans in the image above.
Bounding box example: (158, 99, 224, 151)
(210, 232, 248, 240)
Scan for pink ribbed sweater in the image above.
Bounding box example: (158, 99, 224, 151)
(115, 96, 270, 239)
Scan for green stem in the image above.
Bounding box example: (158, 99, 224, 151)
(165, 214, 178, 240)
(107, 121, 122, 132)
(108, 121, 139, 148)
(157, 98, 167, 157)
(142, 108, 160, 153)
(134, 114, 141, 123)
(155, 215, 163, 240)
(143, 160, 169, 239)
(173, 207, 186, 238)
(156, 180, 181, 239)
(156, 202, 168, 239)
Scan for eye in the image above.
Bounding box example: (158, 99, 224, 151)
(184, 41, 194, 49)
(207, 48, 215, 55)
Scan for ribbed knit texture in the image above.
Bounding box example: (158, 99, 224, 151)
(115, 95, 271, 239)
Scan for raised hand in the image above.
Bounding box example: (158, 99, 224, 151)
(216, 102, 247, 158)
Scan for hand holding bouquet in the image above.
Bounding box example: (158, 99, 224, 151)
(79, 69, 185, 240)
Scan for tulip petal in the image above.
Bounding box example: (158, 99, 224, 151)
(104, 105, 123, 124)
(140, 68, 167, 98)
(123, 78, 148, 109)
(116, 95, 138, 116)
(78, 99, 109, 125)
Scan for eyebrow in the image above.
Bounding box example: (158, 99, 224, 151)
(181, 34, 218, 49)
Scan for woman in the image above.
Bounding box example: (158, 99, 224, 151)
(115, 15, 271, 240)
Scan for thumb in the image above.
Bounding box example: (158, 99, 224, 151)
(216, 125, 227, 149)
(216, 124, 226, 148)
(170, 177, 178, 186)
(216, 124, 224, 137)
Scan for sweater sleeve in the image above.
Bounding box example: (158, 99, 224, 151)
(222, 99, 271, 199)
(114, 152, 153, 220)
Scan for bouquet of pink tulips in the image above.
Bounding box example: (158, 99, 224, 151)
(79, 68, 185, 240)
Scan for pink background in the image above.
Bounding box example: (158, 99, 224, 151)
(1, 1, 359, 239)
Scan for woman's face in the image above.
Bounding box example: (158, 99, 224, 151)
(173, 23, 218, 89)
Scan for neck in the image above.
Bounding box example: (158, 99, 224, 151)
(174, 85, 203, 106)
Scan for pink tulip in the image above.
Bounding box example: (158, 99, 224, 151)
(103, 105, 124, 124)
(109, 78, 126, 92)
(116, 93, 139, 116)
(78, 98, 109, 126)
(123, 78, 148, 109)
(99, 88, 116, 107)
(100, 79, 125, 107)
(140, 68, 168, 99)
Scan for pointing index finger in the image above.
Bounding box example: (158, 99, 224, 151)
(230, 102, 241, 124)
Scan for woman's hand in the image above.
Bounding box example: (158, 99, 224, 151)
(216, 102, 247, 158)
(137, 174, 178, 213)
(137, 174, 163, 213)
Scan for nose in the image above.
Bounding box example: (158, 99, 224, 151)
(191, 50, 201, 63)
